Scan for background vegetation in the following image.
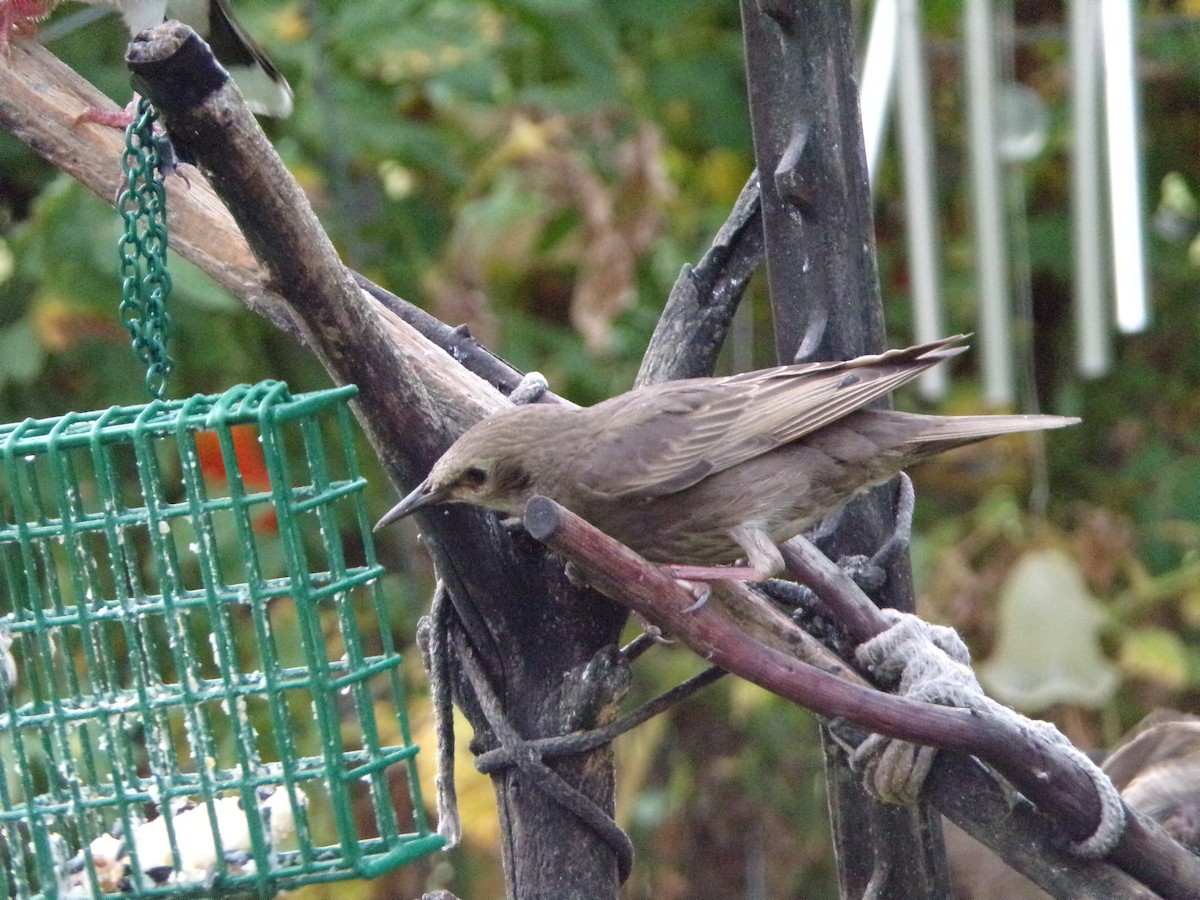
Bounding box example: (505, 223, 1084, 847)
(1, 1, 1198, 896)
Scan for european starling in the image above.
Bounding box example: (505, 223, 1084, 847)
(377, 336, 1079, 576)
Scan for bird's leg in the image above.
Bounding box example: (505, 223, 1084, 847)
(621, 630, 669, 660)
(808, 504, 847, 544)
(74, 98, 141, 130)
(727, 524, 786, 578)
(657, 564, 771, 613)
(660, 564, 769, 582)
(594, 478, 913, 617)
(828, 473, 915, 594)
(872, 472, 915, 569)
(650, 526, 784, 612)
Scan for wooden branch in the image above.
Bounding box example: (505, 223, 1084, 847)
(707, 579, 868, 685)
(0, 38, 519, 423)
(125, 27, 494, 456)
(353, 274, 571, 406)
(524, 495, 1200, 899)
(740, 1, 934, 890)
(523, 496, 1019, 756)
(0, 28, 629, 898)
(926, 754, 1159, 898)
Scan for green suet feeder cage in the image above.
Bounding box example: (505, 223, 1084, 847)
(0, 382, 443, 898)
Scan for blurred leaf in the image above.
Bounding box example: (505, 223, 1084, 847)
(1120, 627, 1190, 689)
(0, 320, 45, 384)
(0, 236, 13, 285)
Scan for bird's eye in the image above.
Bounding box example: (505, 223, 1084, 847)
(462, 467, 488, 486)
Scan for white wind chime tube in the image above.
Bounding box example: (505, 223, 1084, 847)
(895, 0, 946, 399)
(1100, 0, 1150, 334)
(861, 0, 947, 398)
(861, 0, 899, 188)
(964, 0, 1014, 406)
(1071, 0, 1111, 376)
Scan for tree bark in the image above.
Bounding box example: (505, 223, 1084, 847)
(121, 27, 630, 899)
(740, 1, 946, 894)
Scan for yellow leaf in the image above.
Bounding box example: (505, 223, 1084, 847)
(1120, 627, 1189, 689)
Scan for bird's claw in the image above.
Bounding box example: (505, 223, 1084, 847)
(678, 580, 711, 613)
(639, 619, 673, 644)
(620, 625, 672, 662)
(564, 560, 588, 587)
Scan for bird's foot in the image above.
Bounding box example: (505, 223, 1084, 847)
(805, 473, 916, 595)
(809, 505, 846, 543)
(1, 0, 55, 57)
(77, 97, 195, 191)
(564, 560, 588, 587)
(871, 471, 915, 569)
(657, 565, 767, 612)
(675, 579, 711, 613)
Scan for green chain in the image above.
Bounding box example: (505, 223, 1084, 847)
(118, 97, 174, 400)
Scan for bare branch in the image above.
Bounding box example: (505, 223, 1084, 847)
(524, 494, 1200, 899)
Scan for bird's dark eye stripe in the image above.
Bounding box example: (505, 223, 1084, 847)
(495, 464, 531, 495)
(463, 467, 487, 485)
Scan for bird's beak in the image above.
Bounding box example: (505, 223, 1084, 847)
(374, 479, 450, 531)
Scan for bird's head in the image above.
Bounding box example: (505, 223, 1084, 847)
(374, 411, 544, 530)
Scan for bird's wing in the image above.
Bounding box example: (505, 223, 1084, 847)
(580, 336, 969, 497)
(577, 382, 747, 496)
(167, 0, 293, 117)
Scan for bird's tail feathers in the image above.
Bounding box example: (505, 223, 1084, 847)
(839, 333, 971, 370)
(905, 413, 1080, 448)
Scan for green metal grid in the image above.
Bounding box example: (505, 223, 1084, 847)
(0, 382, 441, 898)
